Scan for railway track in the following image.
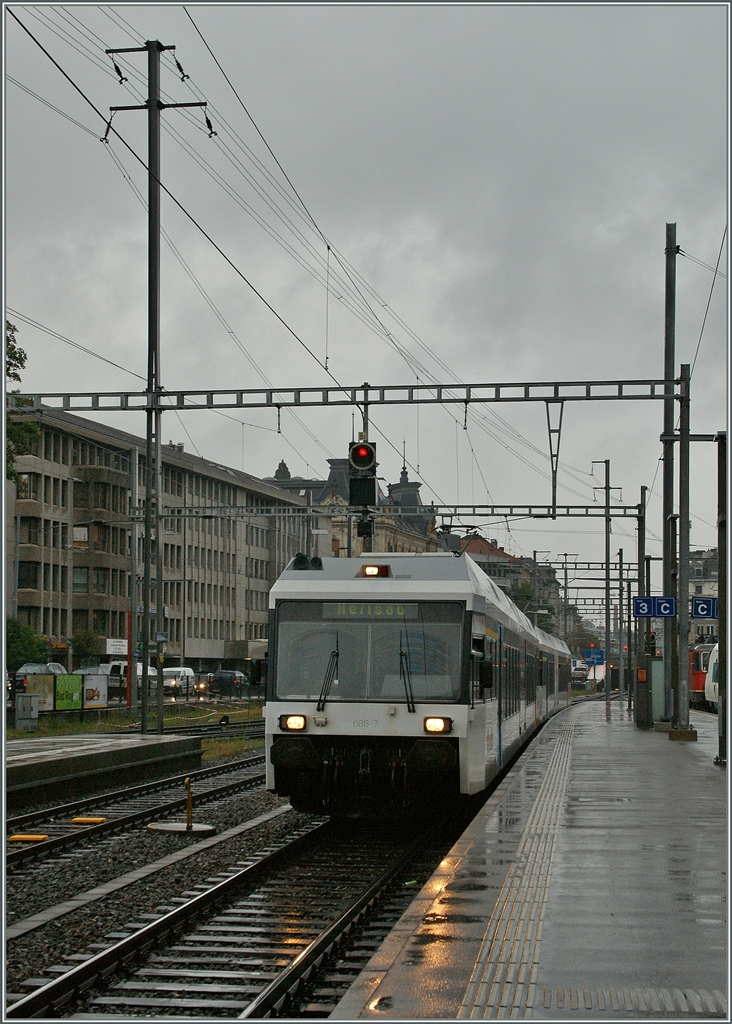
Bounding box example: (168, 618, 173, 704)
(7, 754, 266, 868)
(162, 720, 265, 738)
(6, 816, 439, 1019)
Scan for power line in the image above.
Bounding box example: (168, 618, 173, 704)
(6, 308, 147, 381)
(177, 7, 601, 500)
(10, 9, 459, 514)
(689, 226, 727, 377)
(7, 75, 99, 136)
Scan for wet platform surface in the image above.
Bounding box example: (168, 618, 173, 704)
(6, 734, 202, 809)
(332, 702, 727, 1019)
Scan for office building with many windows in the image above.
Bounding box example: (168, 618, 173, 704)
(7, 409, 307, 671)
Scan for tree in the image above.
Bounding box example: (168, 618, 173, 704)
(71, 628, 104, 665)
(274, 460, 291, 481)
(6, 321, 40, 482)
(6, 617, 50, 673)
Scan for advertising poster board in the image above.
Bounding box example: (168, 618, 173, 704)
(83, 674, 108, 709)
(55, 674, 83, 710)
(23, 674, 55, 711)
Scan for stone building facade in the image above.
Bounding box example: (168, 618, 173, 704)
(265, 458, 438, 556)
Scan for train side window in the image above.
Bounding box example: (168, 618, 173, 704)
(480, 660, 493, 692)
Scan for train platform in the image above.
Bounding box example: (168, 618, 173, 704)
(5, 733, 203, 810)
(332, 701, 727, 1020)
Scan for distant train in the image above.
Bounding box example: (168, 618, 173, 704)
(689, 643, 716, 708)
(264, 551, 571, 816)
(705, 644, 719, 709)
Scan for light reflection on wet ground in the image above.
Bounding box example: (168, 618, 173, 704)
(332, 703, 727, 1020)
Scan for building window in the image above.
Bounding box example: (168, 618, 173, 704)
(93, 610, 108, 634)
(17, 473, 40, 501)
(73, 526, 89, 548)
(93, 568, 110, 594)
(73, 567, 89, 593)
(18, 562, 39, 589)
(19, 517, 41, 545)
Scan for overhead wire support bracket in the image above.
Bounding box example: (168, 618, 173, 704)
(129, 502, 641, 521)
(6, 377, 684, 414)
(545, 399, 564, 519)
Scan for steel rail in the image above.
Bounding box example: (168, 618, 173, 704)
(160, 721, 264, 737)
(239, 826, 435, 1018)
(7, 772, 265, 868)
(5, 820, 330, 1019)
(7, 754, 265, 833)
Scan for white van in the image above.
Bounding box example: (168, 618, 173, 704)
(162, 666, 197, 701)
(102, 663, 200, 702)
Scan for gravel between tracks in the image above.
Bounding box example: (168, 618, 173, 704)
(6, 790, 314, 997)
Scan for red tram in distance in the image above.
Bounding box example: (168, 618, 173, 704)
(689, 642, 715, 708)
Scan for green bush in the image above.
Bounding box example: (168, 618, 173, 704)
(71, 628, 104, 664)
(6, 617, 50, 673)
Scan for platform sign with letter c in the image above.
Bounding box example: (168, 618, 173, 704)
(654, 597, 676, 617)
(691, 597, 718, 619)
(632, 597, 654, 618)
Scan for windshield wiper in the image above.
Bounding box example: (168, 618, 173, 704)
(316, 634, 339, 711)
(399, 633, 416, 713)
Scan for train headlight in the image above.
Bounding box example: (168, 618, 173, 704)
(424, 717, 453, 734)
(279, 714, 307, 732)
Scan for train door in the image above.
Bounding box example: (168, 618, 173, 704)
(464, 630, 489, 792)
(496, 625, 503, 768)
(520, 642, 527, 735)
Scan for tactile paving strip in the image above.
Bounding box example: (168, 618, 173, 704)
(458, 715, 577, 1019)
(539, 985, 727, 1018)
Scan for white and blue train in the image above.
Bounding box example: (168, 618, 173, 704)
(264, 551, 571, 815)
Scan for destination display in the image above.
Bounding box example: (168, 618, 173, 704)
(323, 602, 418, 620)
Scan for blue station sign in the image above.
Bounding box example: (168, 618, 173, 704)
(632, 597, 676, 618)
(691, 597, 718, 619)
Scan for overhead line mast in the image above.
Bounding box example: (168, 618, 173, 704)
(104, 39, 206, 734)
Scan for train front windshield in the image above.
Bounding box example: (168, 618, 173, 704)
(275, 600, 463, 702)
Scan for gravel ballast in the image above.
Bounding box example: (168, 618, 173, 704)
(6, 789, 314, 998)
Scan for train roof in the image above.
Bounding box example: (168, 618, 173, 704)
(273, 552, 570, 657)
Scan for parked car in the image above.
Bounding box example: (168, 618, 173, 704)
(17, 662, 67, 676)
(208, 669, 247, 698)
(8, 662, 67, 704)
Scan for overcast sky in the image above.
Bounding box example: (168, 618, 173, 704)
(4, 3, 728, 619)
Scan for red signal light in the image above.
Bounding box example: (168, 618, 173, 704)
(349, 441, 376, 471)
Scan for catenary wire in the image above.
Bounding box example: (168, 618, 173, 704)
(10, 10, 654, 534)
(9, 12, 458, 516)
